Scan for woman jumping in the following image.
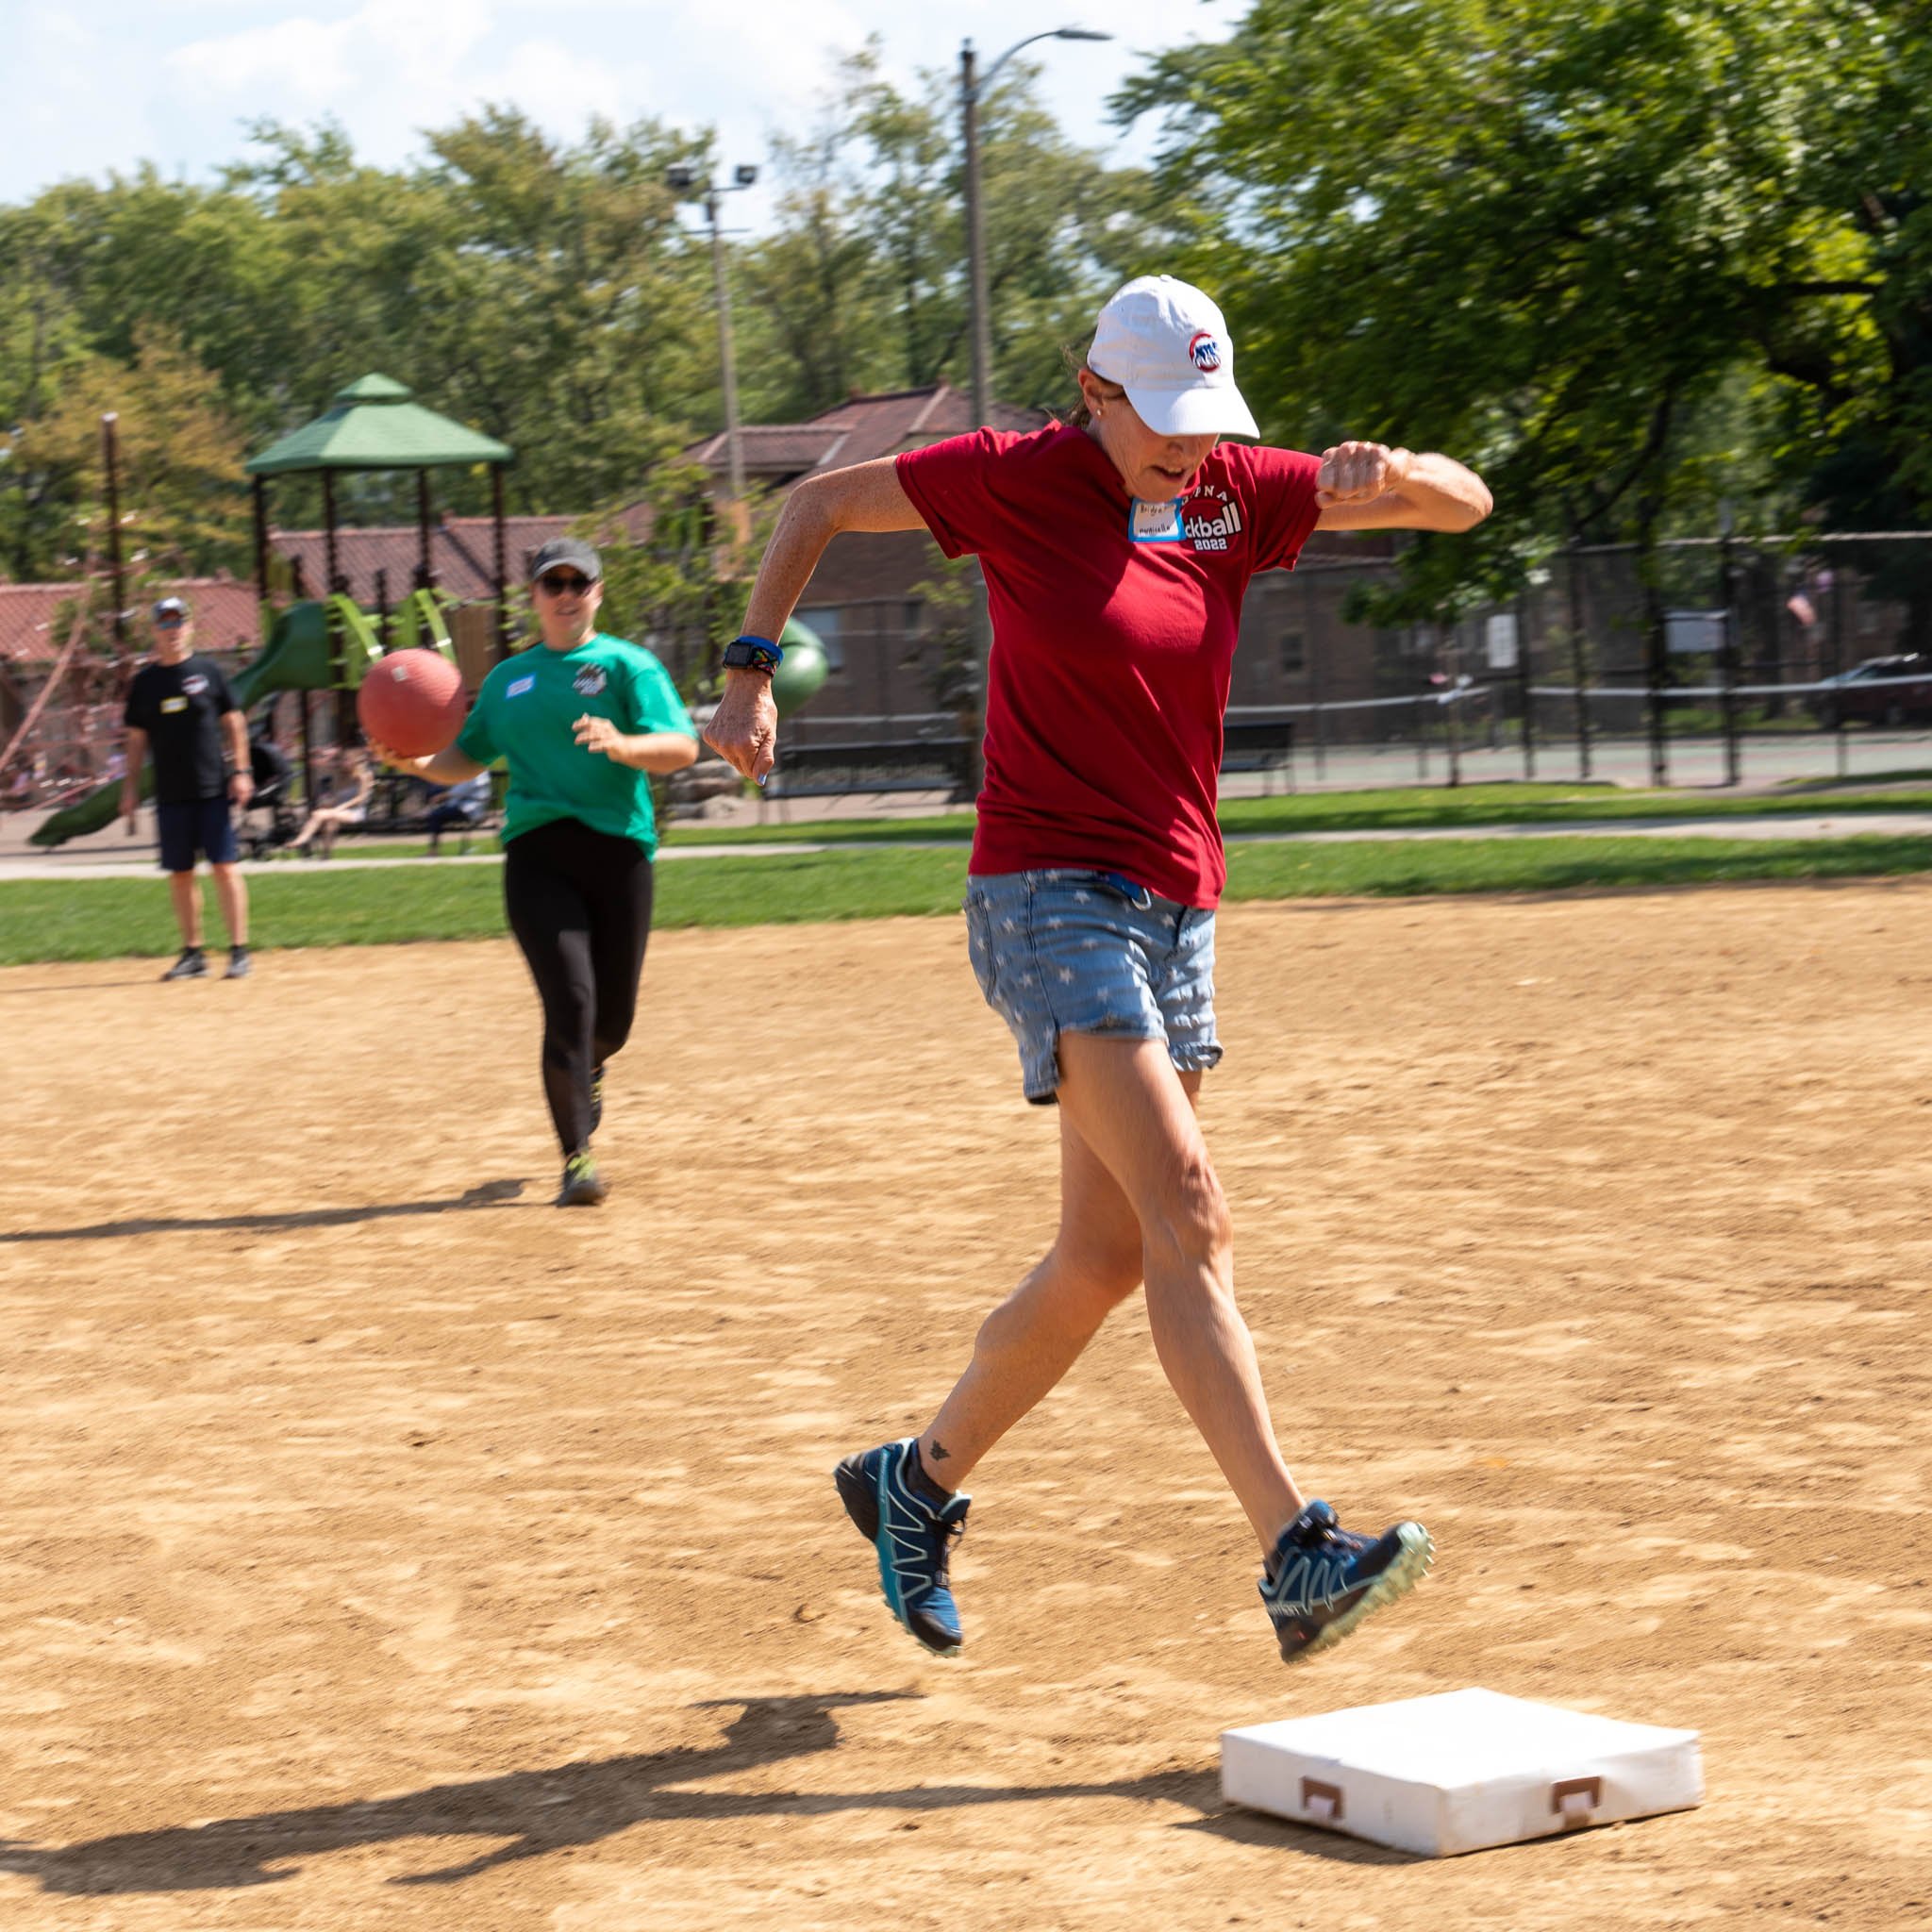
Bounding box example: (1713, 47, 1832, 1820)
(706, 275, 1491, 1665)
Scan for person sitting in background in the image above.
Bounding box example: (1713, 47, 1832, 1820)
(249, 730, 292, 807)
(424, 769, 492, 855)
(287, 746, 373, 859)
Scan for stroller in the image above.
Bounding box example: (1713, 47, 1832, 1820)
(241, 734, 300, 859)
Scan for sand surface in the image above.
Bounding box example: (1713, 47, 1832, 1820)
(1, 884, 1928, 1929)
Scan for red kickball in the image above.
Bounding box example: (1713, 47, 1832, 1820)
(357, 648, 468, 758)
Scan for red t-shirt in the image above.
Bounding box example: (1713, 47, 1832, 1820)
(896, 424, 1322, 908)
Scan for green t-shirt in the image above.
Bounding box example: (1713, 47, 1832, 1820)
(457, 633, 696, 852)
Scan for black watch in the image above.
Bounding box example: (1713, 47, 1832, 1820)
(721, 635, 783, 674)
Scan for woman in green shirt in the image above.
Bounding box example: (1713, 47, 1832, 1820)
(379, 538, 699, 1206)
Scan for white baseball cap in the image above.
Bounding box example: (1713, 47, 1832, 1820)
(1087, 275, 1259, 440)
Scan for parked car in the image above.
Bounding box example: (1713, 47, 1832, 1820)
(1810, 654, 1932, 728)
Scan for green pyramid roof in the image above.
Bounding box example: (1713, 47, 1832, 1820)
(245, 375, 513, 475)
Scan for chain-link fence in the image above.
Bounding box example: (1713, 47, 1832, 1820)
(11, 530, 1932, 822)
(1259, 534, 1932, 792)
(770, 536, 1932, 794)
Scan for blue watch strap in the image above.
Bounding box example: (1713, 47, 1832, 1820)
(724, 634, 784, 670)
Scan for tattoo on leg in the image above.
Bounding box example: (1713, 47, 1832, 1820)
(928, 1439, 950, 1461)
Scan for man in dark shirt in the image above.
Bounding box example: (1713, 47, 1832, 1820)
(120, 596, 255, 980)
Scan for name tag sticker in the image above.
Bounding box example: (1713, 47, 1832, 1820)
(1129, 498, 1186, 543)
(159, 695, 188, 713)
(507, 675, 536, 698)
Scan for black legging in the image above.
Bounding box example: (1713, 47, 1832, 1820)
(502, 816, 655, 1156)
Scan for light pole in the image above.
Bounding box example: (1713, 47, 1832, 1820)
(959, 27, 1110, 428)
(669, 161, 759, 502)
(957, 26, 1109, 799)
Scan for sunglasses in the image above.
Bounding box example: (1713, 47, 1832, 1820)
(155, 613, 187, 628)
(536, 573, 593, 595)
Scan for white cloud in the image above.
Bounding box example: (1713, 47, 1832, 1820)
(166, 0, 495, 104)
(5, 0, 1242, 207)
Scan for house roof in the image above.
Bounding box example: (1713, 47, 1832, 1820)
(685, 383, 1049, 483)
(267, 506, 655, 607)
(0, 578, 260, 668)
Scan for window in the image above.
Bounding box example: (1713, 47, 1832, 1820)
(1280, 630, 1306, 675)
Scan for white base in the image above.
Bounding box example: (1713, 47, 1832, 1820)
(1221, 1689, 1703, 1857)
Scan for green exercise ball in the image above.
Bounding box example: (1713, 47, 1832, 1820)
(772, 616, 830, 719)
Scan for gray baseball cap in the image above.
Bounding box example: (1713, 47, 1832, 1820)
(152, 595, 191, 619)
(530, 537, 601, 582)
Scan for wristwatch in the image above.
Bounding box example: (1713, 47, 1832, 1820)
(722, 635, 783, 674)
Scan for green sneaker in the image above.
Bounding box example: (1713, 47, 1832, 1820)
(556, 1149, 608, 1208)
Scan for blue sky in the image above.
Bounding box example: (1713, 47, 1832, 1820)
(8, 0, 1241, 221)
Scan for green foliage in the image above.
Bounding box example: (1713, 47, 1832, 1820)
(1121, 0, 1932, 616)
(10, 7, 1932, 638)
(736, 42, 1174, 422)
(583, 458, 781, 694)
(0, 323, 249, 589)
(0, 112, 718, 576)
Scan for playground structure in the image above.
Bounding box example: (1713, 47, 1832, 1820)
(18, 374, 826, 848)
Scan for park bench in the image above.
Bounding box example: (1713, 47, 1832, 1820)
(758, 736, 976, 823)
(1219, 715, 1296, 794)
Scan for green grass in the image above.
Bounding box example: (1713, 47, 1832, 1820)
(8, 831, 1932, 964)
(326, 777, 1932, 863)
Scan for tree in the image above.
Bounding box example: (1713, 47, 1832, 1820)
(739, 43, 1179, 421)
(4, 325, 249, 593)
(1121, 0, 1924, 620)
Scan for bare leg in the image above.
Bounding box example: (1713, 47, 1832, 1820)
(918, 1104, 1148, 1491)
(167, 872, 202, 948)
(1054, 1033, 1301, 1554)
(210, 862, 248, 946)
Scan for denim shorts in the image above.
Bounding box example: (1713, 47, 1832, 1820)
(962, 869, 1221, 1105)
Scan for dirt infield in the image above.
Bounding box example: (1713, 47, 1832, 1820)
(2, 883, 1928, 1930)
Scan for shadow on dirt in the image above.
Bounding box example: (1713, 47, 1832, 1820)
(0, 1691, 1390, 1891)
(0, 1178, 528, 1243)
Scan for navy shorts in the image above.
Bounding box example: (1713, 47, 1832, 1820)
(157, 796, 238, 873)
(963, 868, 1222, 1105)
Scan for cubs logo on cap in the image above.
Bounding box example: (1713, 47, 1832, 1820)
(1087, 275, 1259, 441)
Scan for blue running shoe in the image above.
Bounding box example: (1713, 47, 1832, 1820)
(1260, 1498, 1433, 1662)
(834, 1439, 971, 1656)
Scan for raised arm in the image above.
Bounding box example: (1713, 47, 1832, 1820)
(704, 458, 928, 783)
(1312, 442, 1492, 533)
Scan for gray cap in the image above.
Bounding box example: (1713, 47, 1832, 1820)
(530, 537, 601, 582)
(152, 595, 191, 619)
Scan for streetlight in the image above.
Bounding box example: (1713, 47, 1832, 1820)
(668, 160, 760, 502)
(959, 27, 1111, 428)
(956, 27, 1110, 797)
